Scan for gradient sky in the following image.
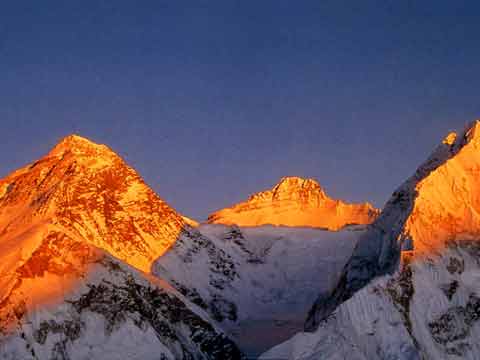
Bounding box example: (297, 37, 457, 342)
(1, 1, 479, 219)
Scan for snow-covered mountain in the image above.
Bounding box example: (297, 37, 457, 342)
(0, 134, 187, 274)
(154, 223, 363, 357)
(207, 176, 379, 231)
(9, 119, 480, 360)
(0, 235, 242, 359)
(261, 120, 480, 360)
(0, 135, 243, 359)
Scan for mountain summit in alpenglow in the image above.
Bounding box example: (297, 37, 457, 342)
(0, 134, 188, 274)
(207, 176, 379, 230)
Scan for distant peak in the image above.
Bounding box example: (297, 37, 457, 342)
(49, 134, 111, 157)
(62, 134, 91, 142)
(273, 176, 323, 194)
(278, 176, 314, 183)
(56, 134, 101, 148)
(208, 175, 378, 229)
(442, 132, 457, 146)
(275, 176, 320, 188)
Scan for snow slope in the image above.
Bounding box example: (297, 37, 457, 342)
(261, 120, 480, 359)
(207, 177, 379, 231)
(0, 229, 242, 359)
(154, 223, 362, 357)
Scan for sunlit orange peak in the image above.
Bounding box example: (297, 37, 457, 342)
(208, 176, 379, 230)
(0, 134, 185, 274)
(48, 134, 111, 157)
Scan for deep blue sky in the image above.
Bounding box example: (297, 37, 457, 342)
(1, 1, 479, 219)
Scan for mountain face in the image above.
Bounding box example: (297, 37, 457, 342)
(0, 135, 185, 275)
(261, 121, 480, 360)
(0, 135, 243, 359)
(207, 177, 379, 231)
(0, 235, 242, 359)
(153, 223, 363, 357)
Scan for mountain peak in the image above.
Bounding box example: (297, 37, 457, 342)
(0, 135, 185, 273)
(442, 131, 457, 146)
(208, 176, 378, 230)
(270, 176, 326, 202)
(48, 134, 111, 157)
(274, 176, 321, 190)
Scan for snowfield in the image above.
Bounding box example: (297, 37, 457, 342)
(154, 224, 363, 357)
(261, 245, 480, 360)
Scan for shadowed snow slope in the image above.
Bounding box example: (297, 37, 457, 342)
(154, 223, 363, 357)
(262, 120, 480, 360)
(207, 176, 379, 231)
(0, 135, 243, 359)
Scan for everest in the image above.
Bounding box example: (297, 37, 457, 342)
(0, 135, 242, 359)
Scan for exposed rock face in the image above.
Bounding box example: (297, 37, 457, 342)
(261, 121, 480, 360)
(207, 176, 379, 231)
(0, 134, 185, 274)
(0, 135, 243, 359)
